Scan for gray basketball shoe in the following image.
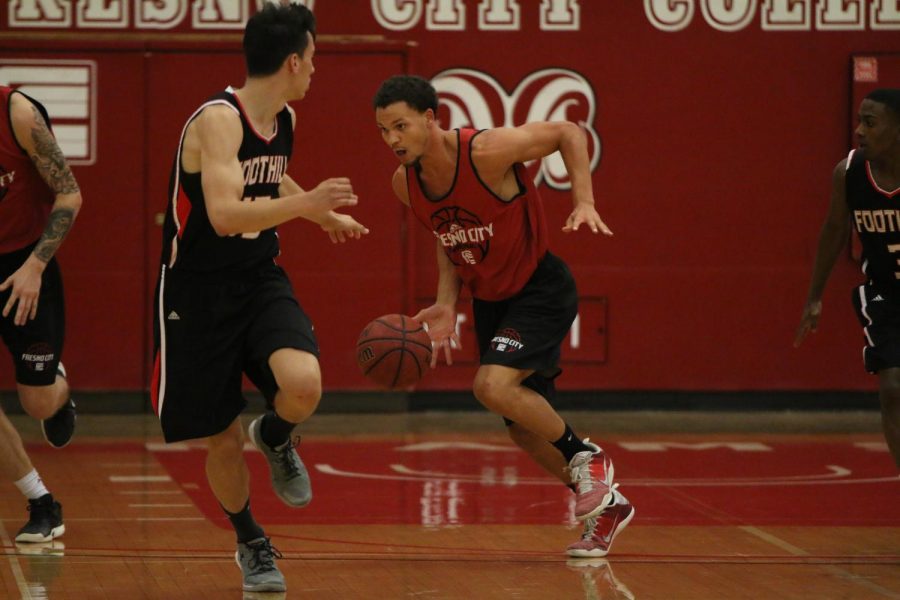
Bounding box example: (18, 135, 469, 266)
(248, 416, 312, 507)
(235, 537, 285, 592)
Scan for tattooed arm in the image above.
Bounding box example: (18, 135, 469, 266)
(0, 92, 82, 325)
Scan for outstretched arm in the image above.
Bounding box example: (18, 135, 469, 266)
(197, 106, 359, 236)
(794, 159, 851, 347)
(280, 174, 368, 243)
(0, 92, 82, 326)
(474, 122, 612, 235)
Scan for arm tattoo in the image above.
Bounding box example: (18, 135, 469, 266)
(33, 208, 75, 263)
(28, 105, 80, 195)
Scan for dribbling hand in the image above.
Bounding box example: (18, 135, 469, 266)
(412, 303, 460, 368)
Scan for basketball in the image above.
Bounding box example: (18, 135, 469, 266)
(357, 314, 433, 389)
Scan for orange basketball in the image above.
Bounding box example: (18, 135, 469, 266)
(356, 314, 432, 389)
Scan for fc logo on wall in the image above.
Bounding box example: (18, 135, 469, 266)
(431, 68, 601, 191)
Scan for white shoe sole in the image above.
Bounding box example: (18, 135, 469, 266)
(16, 524, 65, 544)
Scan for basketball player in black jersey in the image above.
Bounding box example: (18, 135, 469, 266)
(796, 88, 900, 469)
(152, 4, 367, 593)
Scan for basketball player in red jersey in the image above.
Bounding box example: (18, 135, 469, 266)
(374, 75, 633, 557)
(0, 86, 81, 544)
(796, 89, 900, 468)
(152, 4, 367, 593)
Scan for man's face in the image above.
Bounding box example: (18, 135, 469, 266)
(293, 33, 316, 99)
(856, 99, 900, 161)
(375, 102, 432, 167)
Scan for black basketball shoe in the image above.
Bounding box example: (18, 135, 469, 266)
(41, 363, 76, 449)
(16, 494, 65, 543)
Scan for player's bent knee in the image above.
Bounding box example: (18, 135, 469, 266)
(17, 386, 59, 420)
(280, 374, 321, 406)
(472, 375, 509, 414)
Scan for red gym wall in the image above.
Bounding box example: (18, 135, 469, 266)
(1, 1, 899, 393)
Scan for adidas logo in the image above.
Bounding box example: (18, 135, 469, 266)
(167, 311, 181, 320)
(873, 295, 885, 302)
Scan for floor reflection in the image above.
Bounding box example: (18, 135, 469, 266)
(567, 558, 635, 600)
(15, 541, 65, 599)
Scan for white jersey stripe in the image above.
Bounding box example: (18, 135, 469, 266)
(858, 285, 874, 348)
(156, 264, 167, 418)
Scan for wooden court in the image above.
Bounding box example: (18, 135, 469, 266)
(1, 411, 898, 599)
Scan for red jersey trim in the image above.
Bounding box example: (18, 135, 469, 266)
(467, 129, 527, 204)
(175, 186, 191, 239)
(866, 161, 900, 198)
(408, 129, 462, 203)
(229, 87, 281, 144)
(168, 99, 236, 267)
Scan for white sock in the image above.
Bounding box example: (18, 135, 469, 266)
(14, 469, 50, 500)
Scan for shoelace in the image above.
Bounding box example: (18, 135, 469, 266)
(570, 455, 595, 492)
(274, 437, 303, 481)
(245, 538, 283, 572)
(580, 483, 620, 540)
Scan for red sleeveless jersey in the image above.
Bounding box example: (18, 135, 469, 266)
(407, 128, 548, 301)
(0, 86, 54, 254)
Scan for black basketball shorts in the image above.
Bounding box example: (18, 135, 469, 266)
(852, 282, 900, 374)
(0, 243, 66, 386)
(152, 262, 319, 443)
(473, 251, 578, 380)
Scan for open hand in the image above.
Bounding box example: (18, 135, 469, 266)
(563, 204, 613, 235)
(412, 303, 460, 367)
(0, 259, 43, 326)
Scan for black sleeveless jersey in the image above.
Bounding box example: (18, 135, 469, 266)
(846, 149, 900, 292)
(160, 88, 293, 272)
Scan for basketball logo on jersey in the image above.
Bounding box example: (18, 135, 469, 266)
(0, 165, 14, 201)
(431, 68, 600, 191)
(491, 328, 524, 353)
(21, 343, 55, 372)
(430, 206, 494, 266)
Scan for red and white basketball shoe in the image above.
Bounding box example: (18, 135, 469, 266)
(568, 441, 615, 521)
(566, 486, 635, 558)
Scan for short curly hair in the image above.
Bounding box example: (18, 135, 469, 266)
(372, 75, 438, 113)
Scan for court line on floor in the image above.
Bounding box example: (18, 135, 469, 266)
(0, 519, 33, 599)
(741, 526, 900, 599)
(0, 543, 897, 566)
(319, 464, 900, 487)
(388, 463, 861, 484)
